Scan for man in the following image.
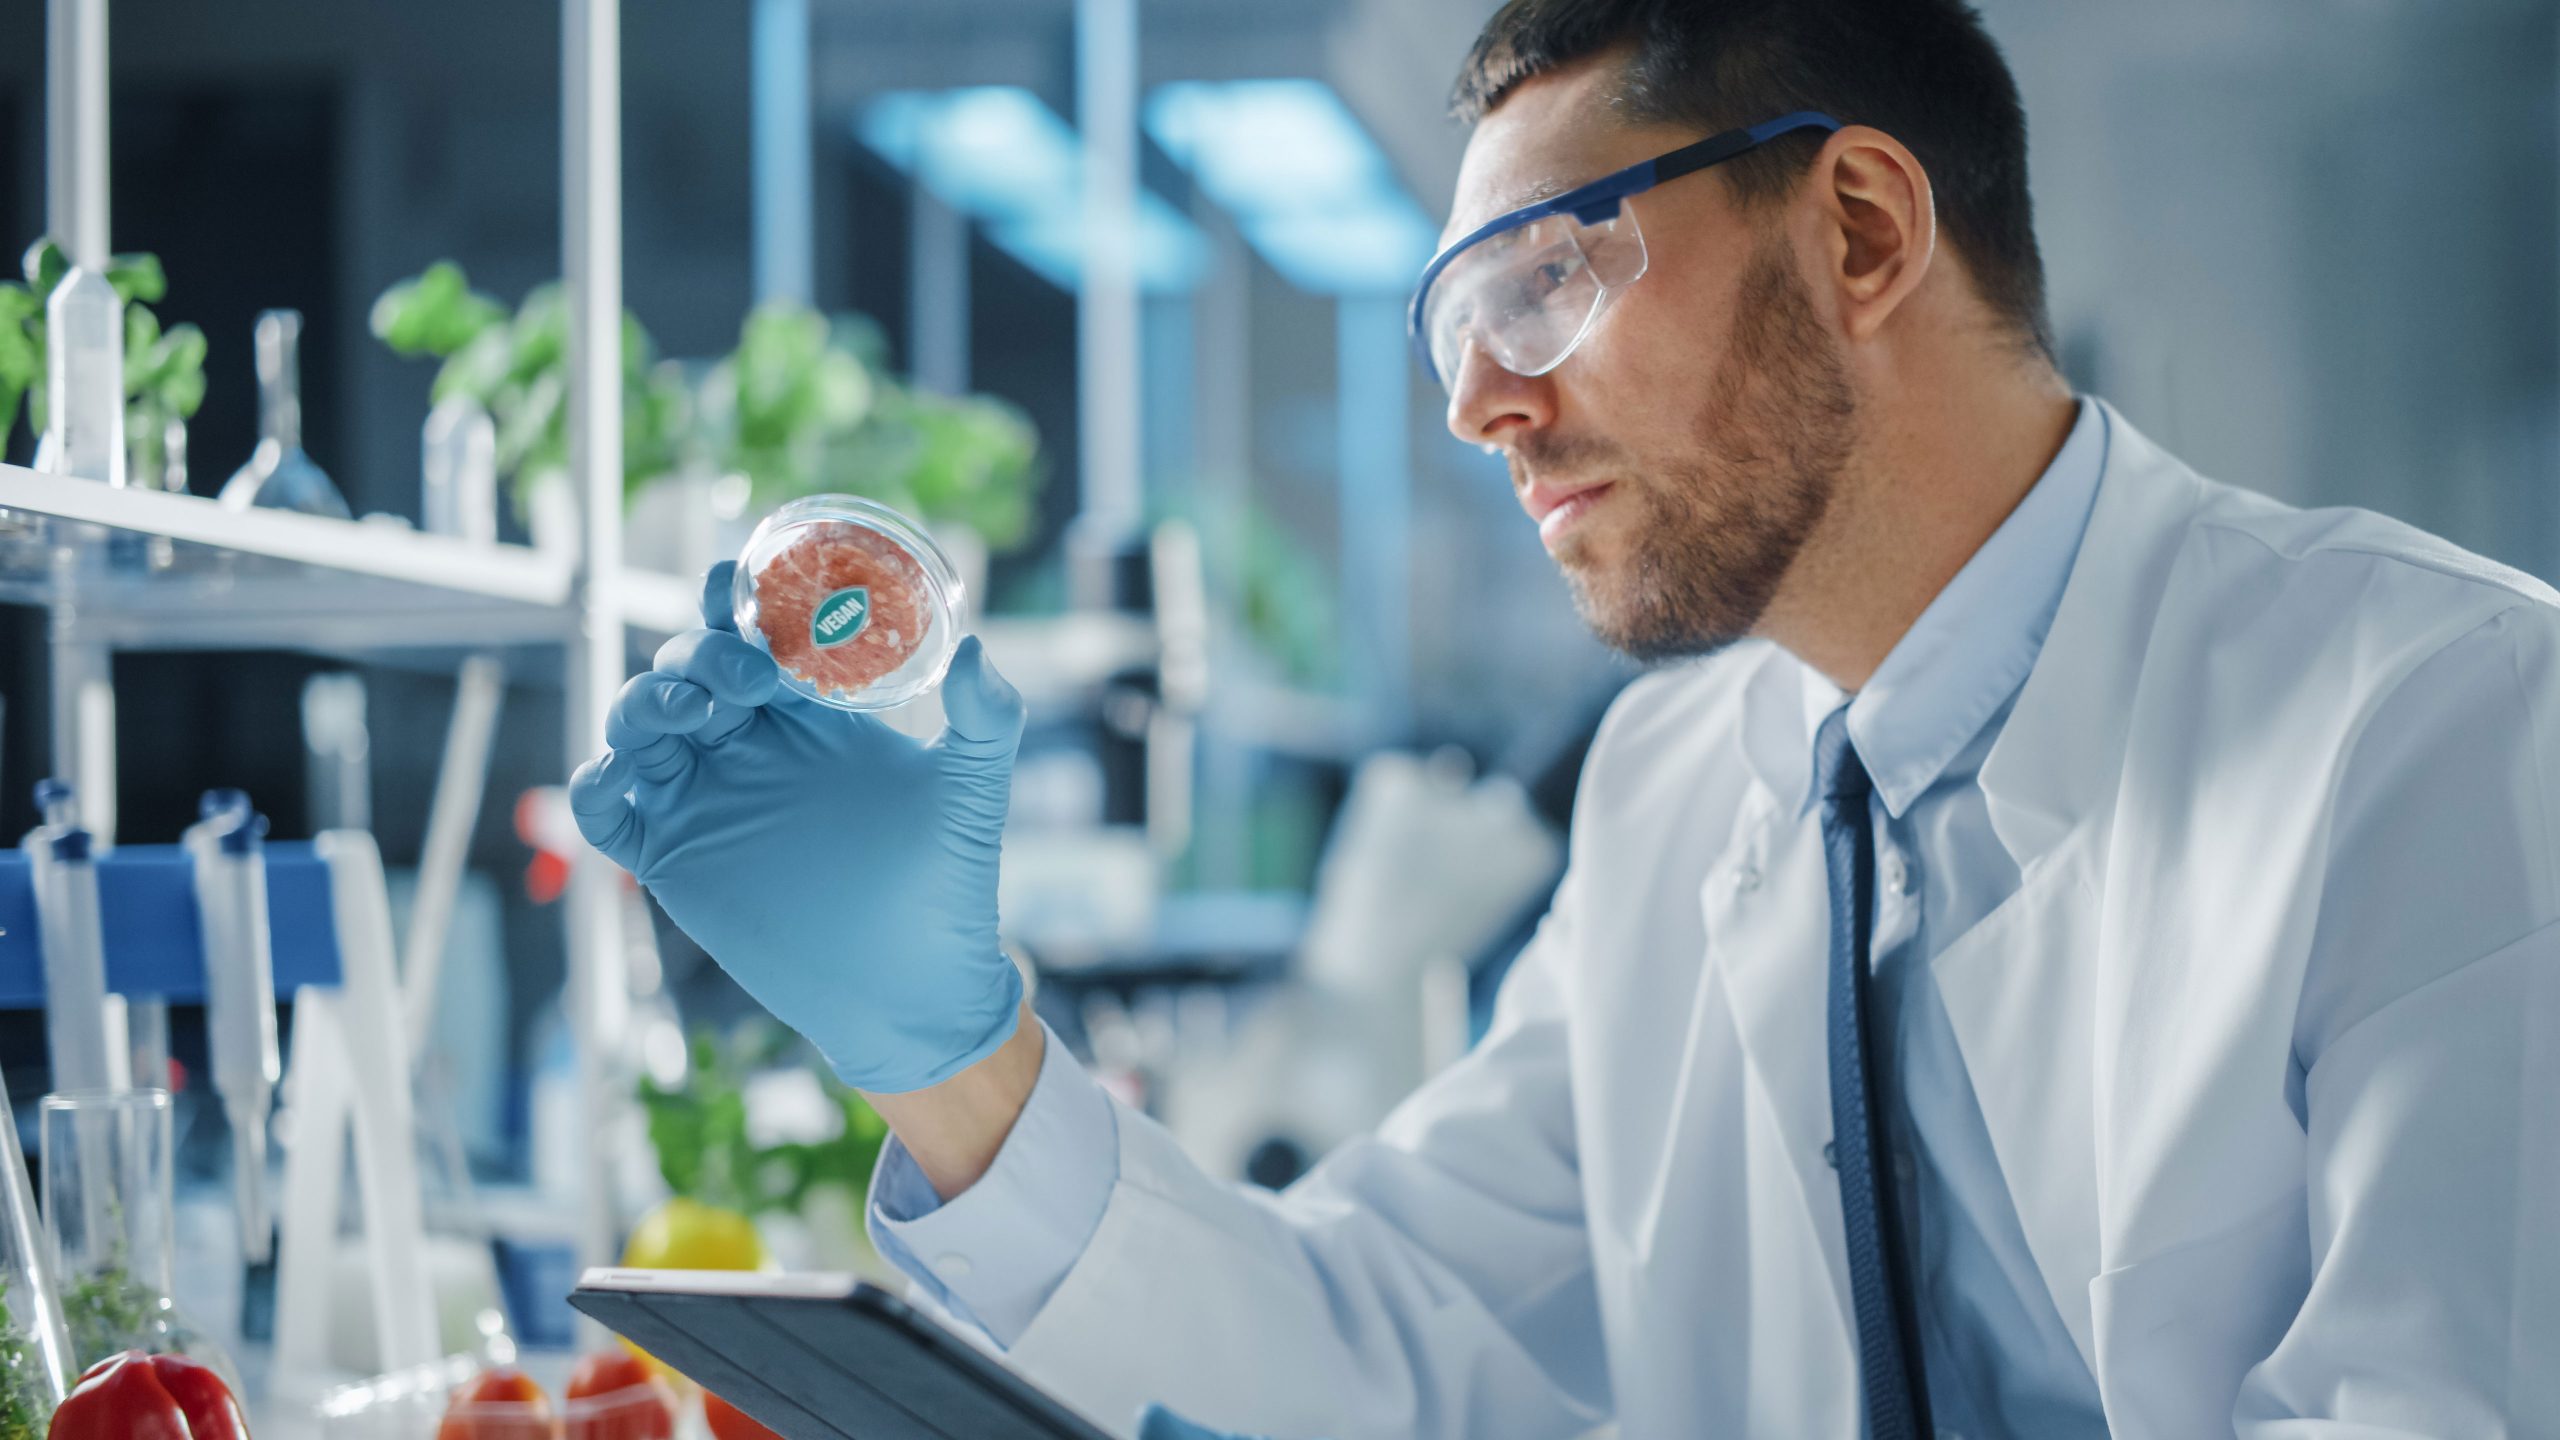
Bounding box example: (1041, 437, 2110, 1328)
(571, 0, 2560, 1435)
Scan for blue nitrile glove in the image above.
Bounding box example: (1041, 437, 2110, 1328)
(568, 561, 1025, 1093)
(1137, 1406, 1276, 1440)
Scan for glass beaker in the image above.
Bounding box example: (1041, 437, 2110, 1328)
(0, 1074, 71, 1440)
(39, 1090, 239, 1389)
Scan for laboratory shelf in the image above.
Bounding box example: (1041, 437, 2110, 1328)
(0, 462, 583, 654)
(0, 462, 1168, 689)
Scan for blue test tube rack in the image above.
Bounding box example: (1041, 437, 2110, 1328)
(0, 843, 343, 1005)
(0, 831, 439, 1375)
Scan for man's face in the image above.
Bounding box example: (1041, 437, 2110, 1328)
(1441, 58, 1855, 663)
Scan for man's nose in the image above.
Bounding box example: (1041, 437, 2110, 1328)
(1443, 341, 1555, 451)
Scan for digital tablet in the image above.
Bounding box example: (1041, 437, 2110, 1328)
(568, 1268, 1118, 1440)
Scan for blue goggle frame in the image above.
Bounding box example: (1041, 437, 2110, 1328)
(1408, 111, 1844, 387)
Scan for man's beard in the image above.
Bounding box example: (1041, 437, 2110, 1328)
(1530, 237, 1856, 664)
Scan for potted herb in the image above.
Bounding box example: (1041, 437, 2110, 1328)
(0, 238, 208, 488)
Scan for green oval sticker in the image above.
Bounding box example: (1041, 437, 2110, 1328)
(811, 586, 873, 648)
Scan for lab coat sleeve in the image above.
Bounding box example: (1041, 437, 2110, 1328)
(2234, 607, 2560, 1436)
(868, 1019, 1122, 1344)
(996, 883, 1608, 1440)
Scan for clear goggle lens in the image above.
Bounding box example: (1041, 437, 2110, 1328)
(1422, 204, 1649, 389)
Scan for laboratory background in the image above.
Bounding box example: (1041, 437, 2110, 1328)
(0, 0, 2547, 1435)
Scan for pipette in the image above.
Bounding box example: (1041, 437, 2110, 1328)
(185, 789, 281, 1264)
(23, 780, 126, 1092)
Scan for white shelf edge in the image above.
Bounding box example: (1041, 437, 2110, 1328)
(0, 462, 577, 608)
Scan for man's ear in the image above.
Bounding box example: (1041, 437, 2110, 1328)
(1811, 126, 1936, 342)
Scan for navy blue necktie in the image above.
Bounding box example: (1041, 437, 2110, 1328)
(1814, 707, 1933, 1440)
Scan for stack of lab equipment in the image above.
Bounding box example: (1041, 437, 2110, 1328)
(1158, 750, 1565, 1185)
(0, 781, 442, 1399)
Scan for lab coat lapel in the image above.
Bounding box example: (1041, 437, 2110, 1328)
(1700, 657, 1857, 1353)
(1934, 402, 2213, 1371)
(1929, 827, 2106, 1368)
(1973, 401, 2212, 872)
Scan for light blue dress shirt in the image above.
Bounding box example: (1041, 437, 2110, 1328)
(873, 399, 2115, 1438)
(1790, 397, 2112, 1439)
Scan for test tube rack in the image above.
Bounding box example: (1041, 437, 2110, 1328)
(0, 832, 441, 1379)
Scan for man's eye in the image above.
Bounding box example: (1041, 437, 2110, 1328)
(1526, 253, 1582, 298)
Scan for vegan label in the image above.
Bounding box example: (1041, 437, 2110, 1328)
(812, 587, 873, 648)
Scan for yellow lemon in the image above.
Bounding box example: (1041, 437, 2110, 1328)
(618, 1198, 775, 1381)
(621, 1197, 774, 1272)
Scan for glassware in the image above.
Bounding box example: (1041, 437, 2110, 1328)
(732, 494, 966, 711)
(420, 396, 498, 543)
(0, 1073, 72, 1440)
(43, 267, 126, 489)
(218, 309, 352, 519)
(39, 1090, 239, 1390)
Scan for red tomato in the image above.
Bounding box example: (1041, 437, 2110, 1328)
(438, 1367, 556, 1440)
(50, 1351, 246, 1440)
(703, 1391, 787, 1440)
(564, 1353, 676, 1440)
(145, 1354, 250, 1440)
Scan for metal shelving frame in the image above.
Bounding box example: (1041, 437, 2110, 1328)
(10, 0, 1180, 1319)
(10, 0, 635, 1287)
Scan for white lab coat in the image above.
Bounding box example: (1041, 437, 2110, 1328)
(997, 404, 2560, 1439)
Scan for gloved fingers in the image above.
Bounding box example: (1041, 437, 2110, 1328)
(653, 627, 780, 707)
(605, 671, 715, 783)
(934, 635, 1025, 765)
(699, 560, 742, 634)
(653, 627, 781, 748)
(567, 749, 646, 873)
(1136, 1405, 1265, 1440)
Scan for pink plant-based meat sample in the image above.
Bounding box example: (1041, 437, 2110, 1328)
(754, 521, 930, 698)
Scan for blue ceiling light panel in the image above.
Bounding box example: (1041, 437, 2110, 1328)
(860, 87, 1207, 294)
(1146, 79, 1438, 295)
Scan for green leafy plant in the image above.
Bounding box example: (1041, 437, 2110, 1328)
(700, 301, 1041, 547)
(0, 238, 209, 476)
(370, 261, 683, 515)
(372, 265, 1044, 549)
(0, 1285, 55, 1440)
(636, 1023, 890, 1221)
(57, 1250, 157, 1371)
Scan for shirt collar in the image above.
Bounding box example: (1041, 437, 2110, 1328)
(1779, 397, 2111, 818)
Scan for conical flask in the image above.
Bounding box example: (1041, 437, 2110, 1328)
(219, 309, 351, 519)
(0, 1071, 71, 1440)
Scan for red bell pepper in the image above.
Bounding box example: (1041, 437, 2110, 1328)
(48, 1352, 249, 1440)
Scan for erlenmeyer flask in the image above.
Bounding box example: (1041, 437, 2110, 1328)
(0, 1072, 71, 1440)
(39, 1089, 240, 1393)
(218, 309, 351, 519)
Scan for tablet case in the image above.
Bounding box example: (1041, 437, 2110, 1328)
(569, 1269, 1117, 1440)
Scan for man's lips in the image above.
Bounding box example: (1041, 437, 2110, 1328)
(1523, 479, 1615, 543)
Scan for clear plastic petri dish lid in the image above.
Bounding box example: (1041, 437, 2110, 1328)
(732, 494, 966, 712)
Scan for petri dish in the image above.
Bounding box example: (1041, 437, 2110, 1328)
(732, 495, 966, 711)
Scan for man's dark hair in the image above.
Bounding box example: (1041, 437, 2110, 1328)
(1454, 0, 2053, 359)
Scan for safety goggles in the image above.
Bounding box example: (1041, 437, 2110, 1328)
(1408, 111, 1843, 391)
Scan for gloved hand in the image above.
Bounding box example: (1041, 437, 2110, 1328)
(568, 561, 1026, 1093)
(1137, 1405, 1279, 1440)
